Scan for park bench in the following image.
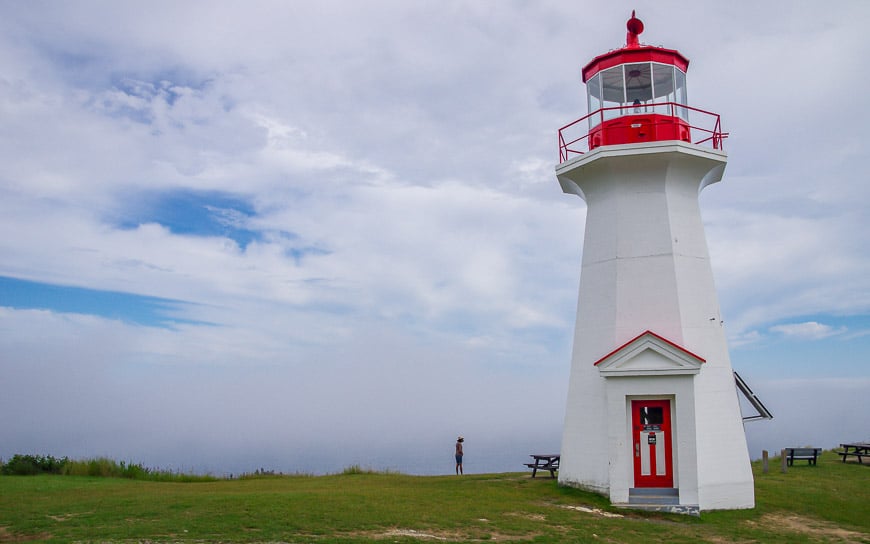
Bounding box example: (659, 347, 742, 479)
(525, 454, 560, 478)
(785, 447, 822, 466)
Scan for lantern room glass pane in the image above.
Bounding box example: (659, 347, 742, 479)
(625, 63, 652, 113)
(675, 68, 688, 121)
(587, 73, 602, 129)
(600, 66, 625, 121)
(652, 63, 675, 115)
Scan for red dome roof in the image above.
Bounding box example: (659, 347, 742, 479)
(581, 12, 689, 83)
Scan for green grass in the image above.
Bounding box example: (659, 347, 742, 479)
(0, 452, 867, 543)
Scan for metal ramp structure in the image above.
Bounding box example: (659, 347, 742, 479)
(734, 371, 773, 422)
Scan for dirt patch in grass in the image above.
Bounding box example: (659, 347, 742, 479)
(47, 512, 91, 522)
(556, 504, 624, 518)
(699, 537, 761, 544)
(504, 511, 546, 521)
(751, 513, 868, 542)
(348, 526, 540, 542)
(380, 528, 450, 541)
(0, 527, 51, 543)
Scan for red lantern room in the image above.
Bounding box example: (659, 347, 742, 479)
(558, 11, 726, 162)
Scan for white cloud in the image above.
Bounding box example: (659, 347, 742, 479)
(728, 329, 763, 348)
(769, 322, 847, 340)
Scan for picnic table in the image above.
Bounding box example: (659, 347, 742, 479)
(525, 454, 560, 478)
(837, 442, 870, 463)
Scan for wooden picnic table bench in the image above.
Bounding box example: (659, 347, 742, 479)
(836, 442, 870, 463)
(525, 454, 560, 478)
(785, 447, 822, 466)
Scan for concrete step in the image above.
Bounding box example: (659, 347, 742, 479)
(629, 487, 679, 505)
(614, 502, 700, 516)
(617, 487, 699, 516)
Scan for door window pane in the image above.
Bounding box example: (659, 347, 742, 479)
(640, 407, 664, 425)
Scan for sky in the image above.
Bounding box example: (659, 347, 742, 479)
(1, 0, 868, 477)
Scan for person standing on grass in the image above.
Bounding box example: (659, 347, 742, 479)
(455, 436, 464, 475)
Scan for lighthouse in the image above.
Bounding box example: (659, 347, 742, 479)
(556, 12, 755, 512)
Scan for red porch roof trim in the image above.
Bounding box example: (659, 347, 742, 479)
(593, 330, 706, 366)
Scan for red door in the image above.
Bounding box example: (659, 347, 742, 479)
(632, 399, 674, 488)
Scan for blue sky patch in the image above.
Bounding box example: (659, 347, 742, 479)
(0, 276, 199, 328)
(114, 189, 262, 249)
(287, 246, 331, 265)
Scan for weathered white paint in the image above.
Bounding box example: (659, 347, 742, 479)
(556, 140, 754, 511)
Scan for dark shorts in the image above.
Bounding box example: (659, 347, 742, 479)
(455, 455, 463, 464)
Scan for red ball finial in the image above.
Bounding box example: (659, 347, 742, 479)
(626, 10, 644, 48)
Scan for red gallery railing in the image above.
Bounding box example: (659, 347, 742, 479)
(558, 102, 727, 163)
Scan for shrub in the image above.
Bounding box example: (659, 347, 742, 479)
(1, 454, 68, 475)
(119, 460, 150, 480)
(62, 458, 152, 479)
(341, 465, 382, 475)
(3, 454, 217, 482)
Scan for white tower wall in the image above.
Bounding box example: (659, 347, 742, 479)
(556, 141, 754, 511)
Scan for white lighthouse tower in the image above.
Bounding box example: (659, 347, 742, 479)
(556, 12, 754, 512)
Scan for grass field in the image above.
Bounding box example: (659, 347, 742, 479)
(0, 452, 867, 543)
